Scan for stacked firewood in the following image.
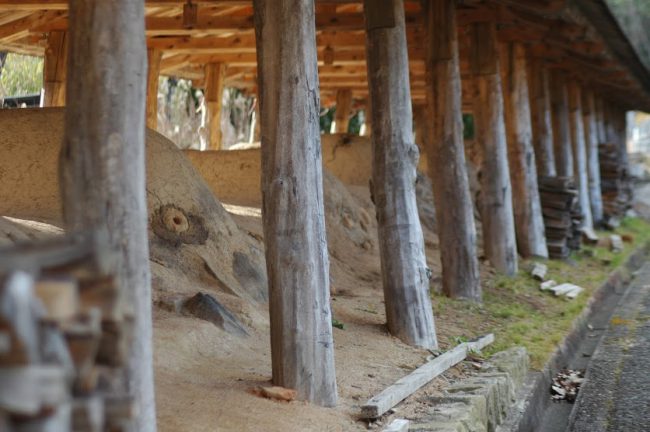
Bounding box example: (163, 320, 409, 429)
(0, 231, 134, 431)
(599, 142, 633, 222)
(538, 176, 583, 259)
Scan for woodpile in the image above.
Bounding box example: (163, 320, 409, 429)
(599, 142, 633, 221)
(538, 176, 583, 259)
(0, 230, 134, 431)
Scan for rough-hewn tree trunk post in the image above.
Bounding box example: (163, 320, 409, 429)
(205, 62, 226, 150)
(527, 57, 556, 176)
(567, 81, 593, 230)
(412, 104, 428, 158)
(499, 42, 548, 258)
(253, 0, 337, 406)
(424, 0, 481, 299)
(364, 0, 438, 345)
(550, 70, 574, 177)
(60, 1, 155, 430)
(146, 48, 162, 130)
(582, 90, 604, 223)
(611, 106, 629, 169)
(595, 97, 608, 144)
(42, 30, 67, 107)
(333, 88, 353, 133)
(361, 101, 372, 136)
(469, 21, 518, 275)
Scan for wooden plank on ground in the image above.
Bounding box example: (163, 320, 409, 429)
(360, 334, 494, 419)
(383, 418, 409, 432)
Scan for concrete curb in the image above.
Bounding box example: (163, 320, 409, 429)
(409, 347, 529, 432)
(496, 240, 650, 432)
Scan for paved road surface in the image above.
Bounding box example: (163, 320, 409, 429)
(569, 263, 650, 431)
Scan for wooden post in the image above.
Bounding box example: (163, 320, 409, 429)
(205, 62, 226, 151)
(595, 97, 608, 144)
(550, 70, 573, 177)
(253, 0, 337, 406)
(334, 88, 353, 133)
(567, 81, 593, 230)
(60, 1, 155, 431)
(499, 42, 548, 258)
(469, 21, 518, 275)
(582, 90, 604, 223)
(42, 31, 67, 107)
(412, 104, 429, 161)
(146, 48, 162, 130)
(425, 0, 481, 298)
(362, 104, 372, 136)
(610, 106, 629, 169)
(364, 0, 437, 346)
(527, 57, 556, 176)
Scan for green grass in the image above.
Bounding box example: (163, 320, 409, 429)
(431, 217, 650, 370)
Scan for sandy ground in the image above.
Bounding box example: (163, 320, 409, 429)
(0, 110, 480, 431)
(152, 168, 479, 432)
(0, 171, 480, 432)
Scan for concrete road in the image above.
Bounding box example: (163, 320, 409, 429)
(569, 263, 650, 431)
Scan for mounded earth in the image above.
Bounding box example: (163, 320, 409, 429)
(0, 108, 477, 431)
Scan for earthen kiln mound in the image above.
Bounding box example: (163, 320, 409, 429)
(0, 108, 449, 431)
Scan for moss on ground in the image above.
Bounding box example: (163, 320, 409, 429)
(431, 217, 650, 370)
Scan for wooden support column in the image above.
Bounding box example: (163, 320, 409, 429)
(499, 42, 547, 258)
(567, 81, 594, 230)
(253, 0, 337, 406)
(42, 30, 67, 107)
(412, 104, 428, 160)
(146, 48, 162, 130)
(550, 71, 574, 177)
(333, 88, 352, 133)
(60, 1, 155, 431)
(611, 106, 629, 168)
(424, 0, 480, 299)
(204, 62, 226, 150)
(582, 90, 604, 223)
(596, 97, 607, 145)
(361, 104, 372, 136)
(364, 0, 437, 346)
(469, 21, 518, 275)
(527, 57, 556, 176)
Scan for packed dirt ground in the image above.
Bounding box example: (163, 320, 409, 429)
(2, 109, 650, 431)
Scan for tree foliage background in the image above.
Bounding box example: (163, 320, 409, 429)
(0, 53, 42, 98)
(607, 0, 650, 69)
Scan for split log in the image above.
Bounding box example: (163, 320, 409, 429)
(361, 334, 494, 419)
(470, 20, 517, 275)
(500, 42, 547, 258)
(42, 30, 67, 107)
(550, 71, 573, 177)
(0, 234, 135, 430)
(253, 0, 337, 406)
(599, 142, 633, 219)
(383, 419, 410, 432)
(61, 1, 155, 429)
(527, 57, 556, 177)
(538, 176, 583, 258)
(610, 234, 624, 253)
(205, 62, 226, 151)
(333, 88, 353, 133)
(364, 0, 437, 347)
(567, 81, 593, 231)
(424, 0, 481, 298)
(530, 262, 547, 281)
(582, 90, 604, 223)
